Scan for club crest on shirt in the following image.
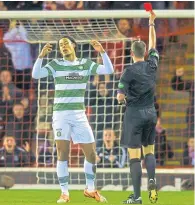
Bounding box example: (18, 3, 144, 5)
(56, 128, 62, 137)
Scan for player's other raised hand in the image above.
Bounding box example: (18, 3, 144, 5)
(90, 40, 105, 54)
(149, 11, 156, 24)
(38, 43, 52, 58)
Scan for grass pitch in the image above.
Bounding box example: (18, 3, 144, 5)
(0, 190, 194, 205)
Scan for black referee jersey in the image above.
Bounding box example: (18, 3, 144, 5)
(118, 48, 159, 148)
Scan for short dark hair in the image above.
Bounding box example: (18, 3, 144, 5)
(131, 40, 146, 58)
(58, 36, 77, 52)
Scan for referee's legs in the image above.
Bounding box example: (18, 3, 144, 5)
(142, 145, 156, 181)
(128, 148, 142, 200)
(143, 145, 158, 203)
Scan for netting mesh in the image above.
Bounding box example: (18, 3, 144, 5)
(0, 15, 194, 188)
(16, 19, 122, 42)
(34, 38, 132, 168)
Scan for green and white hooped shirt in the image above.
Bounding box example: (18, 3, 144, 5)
(32, 53, 114, 113)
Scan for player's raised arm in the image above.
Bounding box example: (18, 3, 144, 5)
(32, 43, 53, 79)
(90, 40, 114, 75)
(148, 11, 156, 50)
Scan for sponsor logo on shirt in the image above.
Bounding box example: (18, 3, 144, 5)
(65, 72, 84, 80)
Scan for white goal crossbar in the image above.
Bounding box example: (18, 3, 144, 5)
(0, 10, 194, 19)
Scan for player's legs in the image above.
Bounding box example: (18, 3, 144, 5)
(80, 142, 96, 191)
(70, 113, 107, 202)
(80, 142, 107, 203)
(71, 113, 96, 192)
(53, 116, 71, 203)
(56, 140, 70, 203)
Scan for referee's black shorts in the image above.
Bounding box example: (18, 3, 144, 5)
(121, 106, 157, 148)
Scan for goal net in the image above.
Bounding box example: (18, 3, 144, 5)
(0, 10, 194, 191)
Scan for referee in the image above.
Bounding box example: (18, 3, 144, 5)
(117, 11, 159, 204)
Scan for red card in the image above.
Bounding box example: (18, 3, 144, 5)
(144, 3, 153, 12)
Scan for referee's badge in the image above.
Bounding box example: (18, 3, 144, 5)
(118, 83, 124, 89)
(150, 52, 159, 59)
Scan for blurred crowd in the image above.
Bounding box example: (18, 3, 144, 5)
(0, 1, 194, 11)
(0, 1, 194, 168)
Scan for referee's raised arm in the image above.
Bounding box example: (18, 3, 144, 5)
(148, 11, 159, 69)
(148, 11, 157, 50)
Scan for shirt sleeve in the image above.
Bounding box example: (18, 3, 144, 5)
(148, 48, 159, 70)
(117, 68, 131, 95)
(89, 52, 114, 75)
(32, 58, 55, 79)
(89, 60, 100, 75)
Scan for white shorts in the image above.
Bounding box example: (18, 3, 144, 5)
(52, 111, 95, 144)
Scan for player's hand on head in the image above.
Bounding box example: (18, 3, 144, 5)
(149, 11, 156, 23)
(90, 40, 105, 53)
(176, 67, 184, 77)
(39, 43, 52, 58)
